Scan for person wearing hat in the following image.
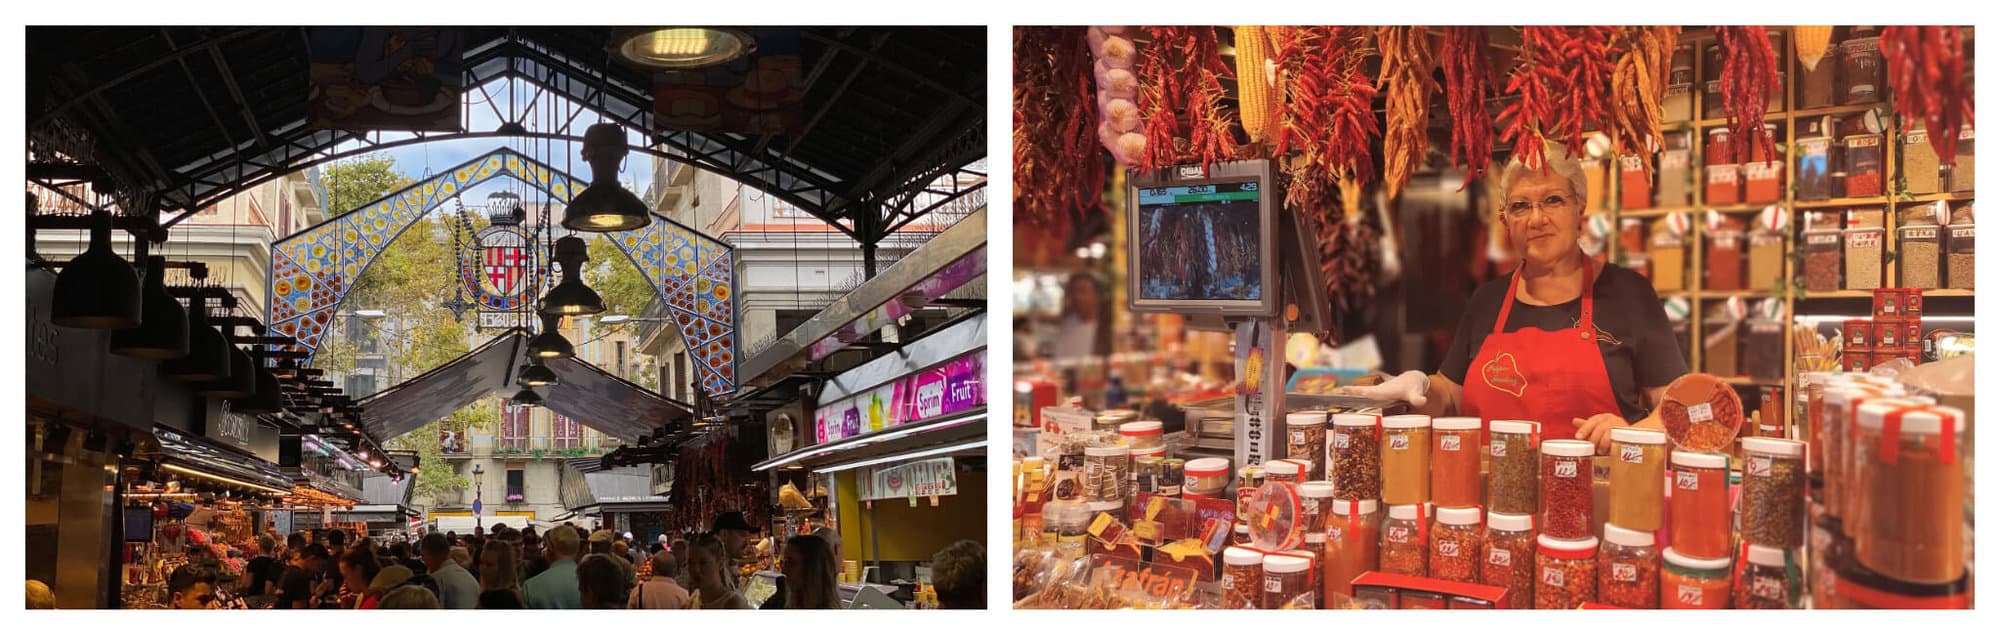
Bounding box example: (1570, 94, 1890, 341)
(522, 525, 583, 609)
(711, 512, 756, 561)
(587, 529, 616, 556)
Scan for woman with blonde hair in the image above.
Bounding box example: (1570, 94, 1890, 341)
(476, 538, 523, 607)
(682, 534, 750, 609)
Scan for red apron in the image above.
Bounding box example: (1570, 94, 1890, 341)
(1461, 260, 1623, 441)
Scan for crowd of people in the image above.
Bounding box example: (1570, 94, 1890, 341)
(100, 510, 984, 611)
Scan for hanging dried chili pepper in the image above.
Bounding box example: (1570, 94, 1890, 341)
(1503, 27, 1616, 168)
(1134, 26, 1241, 171)
(1608, 26, 1681, 160)
(1274, 25, 1379, 205)
(1012, 27, 1105, 257)
(1441, 26, 1496, 190)
(1883, 26, 1973, 164)
(1500, 27, 1562, 169)
(1715, 26, 1778, 163)
(1377, 26, 1438, 201)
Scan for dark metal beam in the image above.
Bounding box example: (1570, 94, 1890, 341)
(800, 29, 978, 105)
(28, 27, 262, 130)
(744, 35, 845, 166)
(777, 32, 888, 170)
(205, 43, 270, 150)
(159, 30, 246, 160)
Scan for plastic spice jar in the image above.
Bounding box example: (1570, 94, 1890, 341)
(1264, 459, 1310, 485)
(1740, 438, 1808, 549)
(1237, 465, 1268, 519)
(1608, 427, 1669, 532)
(1183, 457, 1232, 497)
(1134, 456, 1164, 495)
(1160, 458, 1185, 497)
(1431, 417, 1483, 508)
(1482, 512, 1537, 610)
(1899, 225, 1943, 290)
(1083, 445, 1132, 503)
(1380, 415, 1432, 505)
(1845, 225, 1886, 290)
(1285, 411, 1329, 480)
(1540, 440, 1596, 540)
(1055, 501, 1092, 558)
(1297, 481, 1335, 535)
(1488, 420, 1541, 515)
(1853, 402, 1966, 583)
(1430, 506, 1484, 583)
(1947, 222, 1974, 289)
(1668, 451, 1733, 560)
(1802, 229, 1844, 291)
(1736, 544, 1802, 609)
(1118, 420, 1164, 452)
(1825, 385, 1913, 522)
(1220, 546, 1264, 609)
(1597, 523, 1661, 609)
(1381, 504, 1429, 576)
(1660, 547, 1733, 609)
(1324, 499, 1381, 599)
(1234, 522, 1251, 546)
(1330, 414, 1383, 501)
(1535, 534, 1600, 609)
(1261, 553, 1315, 609)
(1093, 409, 1138, 434)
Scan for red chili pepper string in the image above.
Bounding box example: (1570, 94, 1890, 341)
(1134, 26, 1240, 172)
(1442, 26, 1496, 191)
(1011, 27, 1105, 256)
(1884, 26, 1973, 164)
(1715, 26, 1778, 164)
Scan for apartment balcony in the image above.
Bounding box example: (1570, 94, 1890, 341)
(490, 435, 605, 460)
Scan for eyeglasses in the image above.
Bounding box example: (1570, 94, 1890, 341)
(1502, 194, 1575, 221)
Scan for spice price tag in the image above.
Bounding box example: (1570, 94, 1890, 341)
(1619, 445, 1645, 463)
(1707, 169, 1741, 185)
(1686, 402, 1714, 424)
(1752, 575, 1784, 600)
(1676, 470, 1700, 490)
(1488, 548, 1511, 567)
(1263, 577, 1284, 593)
(1388, 434, 1410, 451)
(1612, 563, 1638, 582)
(1849, 231, 1883, 248)
(1334, 433, 1352, 449)
(1951, 226, 1975, 240)
(1439, 540, 1461, 558)
(1747, 456, 1771, 477)
(1490, 439, 1508, 457)
(1677, 584, 1704, 606)
(1541, 566, 1565, 587)
(1441, 435, 1462, 452)
(1554, 458, 1578, 479)
(1328, 525, 1344, 542)
(1220, 575, 1236, 590)
(1846, 135, 1882, 149)
(1387, 526, 1411, 543)
(1290, 431, 1306, 445)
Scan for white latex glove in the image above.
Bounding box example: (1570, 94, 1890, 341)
(1344, 370, 1430, 408)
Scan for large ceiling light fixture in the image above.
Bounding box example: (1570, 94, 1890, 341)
(519, 361, 559, 387)
(109, 256, 190, 359)
(612, 27, 755, 70)
(51, 209, 142, 328)
(537, 236, 605, 316)
(510, 387, 544, 407)
(201, 344, 257, 399)
(526, 313, 574, 359)
(159, 290, 232, 382)
(561, 123, 651, 232)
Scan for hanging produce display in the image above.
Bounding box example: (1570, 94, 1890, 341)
(1377, 26, 1437, 201)
(1502, 27, 1616, 168)
(1234, 26, 1284, 145)
(1715, 26, 1780, 163)
(1135, 26, 1240, 171)
(1882, 26, 1973, 164)
(1795, 26, 1835, 71)
(1608, 26, 1682, 159)
(1090, 26, 1142, 164)
(1440, 26, 1496, 189)
(1012, 27, 1103, 243)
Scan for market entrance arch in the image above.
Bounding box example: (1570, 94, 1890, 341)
(267, 147, 739, 397)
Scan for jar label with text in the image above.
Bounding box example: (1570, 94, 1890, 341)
(1747, 456, 1771, 477)
(1388, 433, 1410, 451)
(1489, 547, 1512, 567)
(1220, 575, 1236, 590)
(1612, 562, 1638, 582)
(1387, 526, 1412, 544)
(1439, 539, 1461, 558)
(1676, 470, 1700, 490)
(1753, 575, 1784, 600)
(1542, 566, 1566, 588)
(1676, 583, 1705, 606)
(1554, 458, 1578, 479)
(1328, 525, 1344, 542)
(1442, 435, 1462, 452)
(1334, 433, 1352, 449)
(1263, 576, 1283, 593)
(1619, 444, 1645, 463)
(1490, 439, 1508, 457)
(1687, 402, 1714, 423)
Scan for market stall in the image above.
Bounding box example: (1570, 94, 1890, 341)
(1012, 25, 1973, 610)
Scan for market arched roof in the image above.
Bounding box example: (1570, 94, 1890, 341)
(27, 26, 985, 241)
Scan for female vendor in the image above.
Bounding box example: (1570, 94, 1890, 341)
(1350, 144, 1687, 452)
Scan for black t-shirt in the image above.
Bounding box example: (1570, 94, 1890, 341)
(276, 566, 314, 609)
(1439, 263, 1687, 422)
(245, 556, 278, 596)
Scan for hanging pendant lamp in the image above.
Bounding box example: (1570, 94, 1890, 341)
(110, 256, 191, 359)
(51, 208, 142, 329)
(200, 345, 258, 399)
(538, 236, 605, 315)
(561, 123, 651, 232)
(527, 313, 575, 359)
(519, 361, 559, 387)
(159, 292, 232, 382)
(510, 387, 544, 406)
(231, 362, 285, 414)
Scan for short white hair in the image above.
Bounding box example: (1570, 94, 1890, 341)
(1498, 141, 1589, 205)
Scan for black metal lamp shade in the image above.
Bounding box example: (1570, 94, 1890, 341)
(561, 123, 652, 232)
(519, 362, 559, 387)
(110, 256, 190, 359)
(510, 387, 543, 406)
(51, 209, 142, 329)
(199, 346, 257, 398)
(159, 293, 232, 382)
(527, 313, 575, 359)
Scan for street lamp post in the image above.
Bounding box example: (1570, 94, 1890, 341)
(473, 463, 484, 531)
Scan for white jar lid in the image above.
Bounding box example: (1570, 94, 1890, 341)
(1382, 414, 1431, 429)
(1298, 481, 1335, 498)
(1234, 522, 1249, 533)
(1085, 445, 1131, 457)
(1609, 427, 1667, 445)
(1387, 504, 1425, 521)
(1487, 512, 1533, 532)
(1856, 401, 1966, 436)
(1537, 534, 1600, 556)
(1329, 499, 1380, 516)
(1184, 457, 1231, 477)
(1331, 413, 1380, 428)
(1286, 411, 1329, 425)
(1433, 417, 1482, 431)
(1602, 523, 1655, 548)
(1662, 547, 1733, 570)
(1801, 371, 1832, 386)
(1542, 439, 1595, 457)
(1825, 382, 1900, 405)
(1119, 420, 1163, 435)
(1224, 546, 1265, 566)
(1746, 544, 1789, 568)
(1262, 553, 1312, 574)
(1490, 420, 1539, 435)
(1435, 506, 1481, 526)
(1740, 437, 1805, 457)
(1263, 460, 1308, 476)
(1671, 450, 1729, 469)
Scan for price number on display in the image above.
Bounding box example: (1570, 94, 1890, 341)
(1677, 584, 1704, 606)
(1554, 459, 1578, 479)
(1541, 566, 1565, 587)
(1489, 548, 1512, 567)
(1388, 434, 1410, 451)
(1676, 470, 1701, 490)
(1441, 435, 1461, 452)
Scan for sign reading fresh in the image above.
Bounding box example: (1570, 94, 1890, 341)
(813, 351, 984, 445)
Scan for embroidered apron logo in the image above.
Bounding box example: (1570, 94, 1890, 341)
(1481, 352, 1529, 397)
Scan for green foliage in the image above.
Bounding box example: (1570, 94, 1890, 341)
(324, 154, 416, 215)
(581, 235, 663, 389)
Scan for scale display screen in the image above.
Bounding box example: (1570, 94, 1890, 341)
(1134, 181, 1265, 302)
